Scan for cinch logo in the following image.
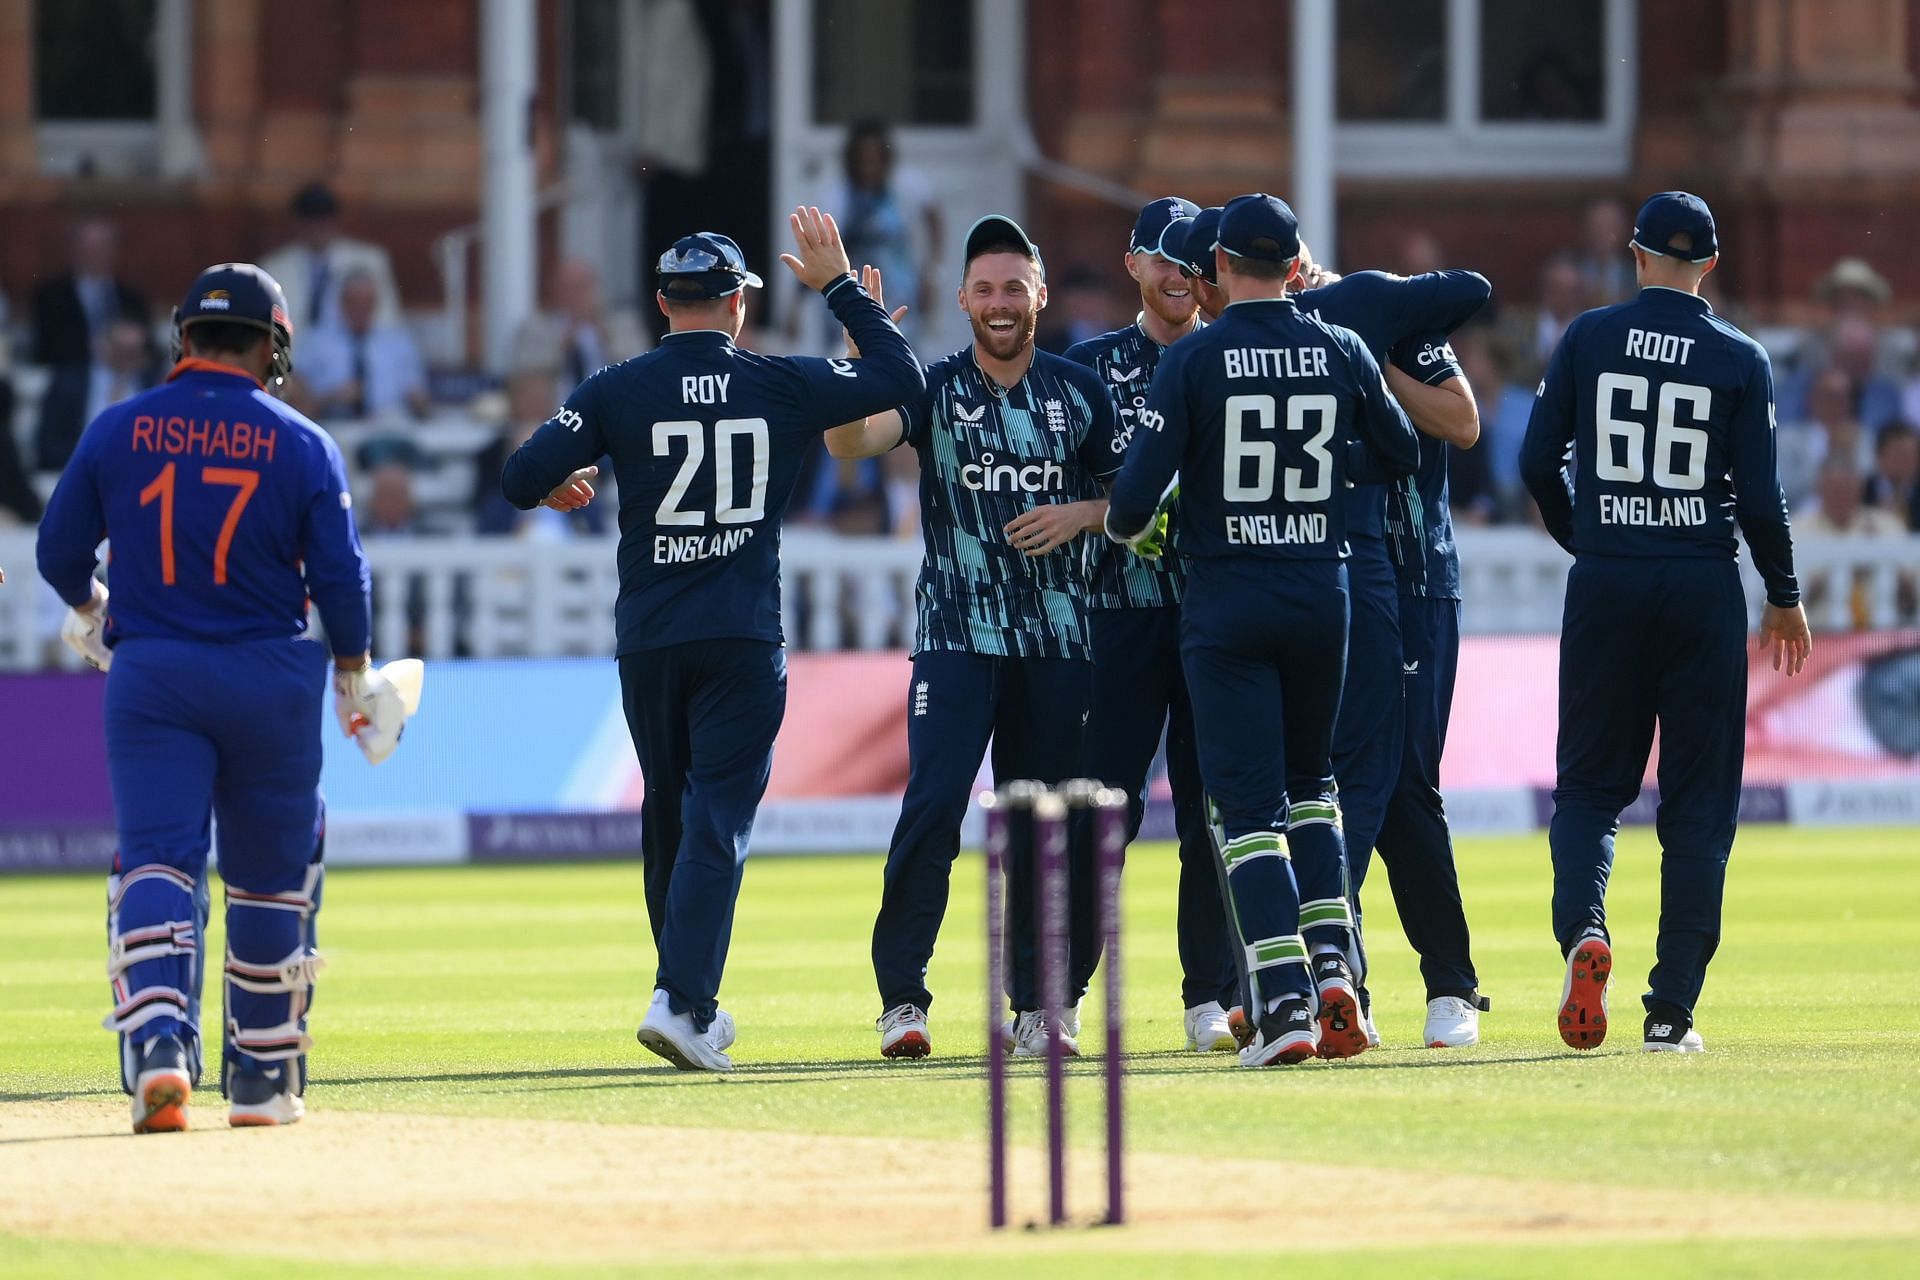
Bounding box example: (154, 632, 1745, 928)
(1415, 341, 1456, 367)
(552, 407, 585, 433)
(960, 451, 1066, 493)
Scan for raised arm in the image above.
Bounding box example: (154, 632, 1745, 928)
(781, 212, 925, 433)
(819, 263, 917, 458)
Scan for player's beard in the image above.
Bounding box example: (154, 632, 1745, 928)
(969, 306, 1037, 363)
(1142, 280, 1198, 329)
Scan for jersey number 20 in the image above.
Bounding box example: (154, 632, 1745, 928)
(1594, 373, 1709, 491)
(1224, 393, 1336, 504)
(653, 418, 770, 526)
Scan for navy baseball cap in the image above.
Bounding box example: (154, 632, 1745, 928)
(1130, 196, 1200, 257)
(1173, 206, 1224, 282)
(1217, 193, 1301, 265)
(963, 214, 1045, 276)
(174, 262, 295, 376)
(1632, 192, 1718, 263)
(657, 232, 764, 300)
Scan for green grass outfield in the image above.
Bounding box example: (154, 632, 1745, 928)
(3, 826, 1918, 1276)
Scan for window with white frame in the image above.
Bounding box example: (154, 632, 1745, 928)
(34, 0, 197, 178)
(1333, 0, 1636, 177)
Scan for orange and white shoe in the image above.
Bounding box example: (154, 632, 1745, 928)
(1228, 1005, 1255, 1049)
(130, 1034, 191, 1135)
(228, 1065, 305, 1127)
(1558, 932, 1612, 1050)
(878, 1003, 931, 1060)
(1311, 953, 1369, 1059)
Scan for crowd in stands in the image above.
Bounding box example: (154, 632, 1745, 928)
(3, 181, 1916, 636)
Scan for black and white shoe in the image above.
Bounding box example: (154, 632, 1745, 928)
(1239, 996, 1318, 1067)
(228, 1064, 305, 1127)
(1643, 1010, 1705, 1054)
(1312, 952, 1369, 1059)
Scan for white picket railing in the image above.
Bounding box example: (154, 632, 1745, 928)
(0, 526, 1913, 670)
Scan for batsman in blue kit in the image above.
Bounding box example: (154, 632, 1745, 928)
(1521, 192, 1811, 1054)
(1288, 249, 1491, 1044)
(1107, 194, 1419, 1066)
(1064, 196, 1240, 1054)
(502, 209, 922, 1071)
(35, 263, 406, 1133)
(824, 215, 1121, 1061)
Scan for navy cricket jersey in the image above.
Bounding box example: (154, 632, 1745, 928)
(502, 275, 923, 654)
(36, 362, 371, 657)
(1384, 331, 1468, 600)
(1521, 286, 1799, 606)
(1294, 270, 1492, 543)
(1108, 297, 1418, 560)
(895, 345, 1121, 660)
(1064, 318, 1188, 609)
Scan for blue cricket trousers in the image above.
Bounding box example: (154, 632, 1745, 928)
(103, 635, 328, 1093)
(1374, 594, 1480, 1000)
(1549, 555, 1749, 1021)
(871, 649, 1091, 1014)
(619, 639, 786, 1034)
(1334, 535, 1405, 894)
(1077, 605, 1237, 1009)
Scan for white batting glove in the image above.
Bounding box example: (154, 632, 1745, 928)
(60, 585, 113, 672)
(332, 659, 424, 765)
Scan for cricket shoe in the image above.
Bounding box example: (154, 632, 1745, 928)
(1239, 997, 1318, 1066)
(1363, 1006, 1381, 1049)
(1003, 1001, 1080, 1050)
(1312, 953, 1369, 1059)
(638, 989, 733, 1072)
(708, 1008, 736, 1053)
(1643, 1013, 1705, 1054)
(130, 1034, 191, 1134)
(1425, 996, 1481, 1048)
(1010, 1009, 1081, 1058)
(878, 1003, 930, 1060)
(228, 1065, 305, 1127)
(1558, 931, 1612, 1050)
(1184, 1001, 1237, 1053)
(1227, 1005, 1255, 1049)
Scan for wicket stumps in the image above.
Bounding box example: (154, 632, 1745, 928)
(982, 779, 1127, 1229)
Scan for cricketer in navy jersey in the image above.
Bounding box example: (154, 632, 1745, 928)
(827, 215, 1121, 1059)
(1109, 194, 1419, 1064)
(1062, 197, 1240, 1043)
(503, 211, 924, 1070)
(37, 262, 374, 1130)
(1520, 191, 1810, 1053)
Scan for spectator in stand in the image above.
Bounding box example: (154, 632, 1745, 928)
(31, 217, 150, 367)
(1394, 229, 1446, 278)
(475, 368, 609, 537)
(300, 272, 429, 422)
(1779, 258, 1907, 428)
(1798, 456, 1915, 628)
(34, 315, 157, 471)
(1501, 252, 1587, 383)
(1038, 265, 1119, 355)
(360, 462, 421, 538)
(1864, 421, 1920, 531)
(259, 182, 403, 332)
(1453, 326, 1535, 522)
(0, 312, 41, 524)
(513, 258, 648, 397)
(1571, 198, 1635, 306)
(826, 119, 942, 344)
(1777, 366, 1873, 510)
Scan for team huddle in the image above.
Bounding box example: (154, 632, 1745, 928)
(35, 188, 1813, 1127)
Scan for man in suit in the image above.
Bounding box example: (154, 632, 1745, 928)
(32, 218, 150, 367)
(35, 316, 158, 471)
(259, 183, 403, 332)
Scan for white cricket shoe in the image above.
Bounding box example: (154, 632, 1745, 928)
(1424, 996, 1481, 1048)
(1184, 1001, 1237, 1052)
(638, 989, 733, 1072)
(1010, 1009, 1081, 1058)
(227, 1065, 305, 1127)
(1004, 1001, 1079, 1049)
(709, 1008, 736, 1052)
(878, 1003, 931, 1060)
(1363, 1007, 1381, 1049)
(1643, 1019, 1705, 1053)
